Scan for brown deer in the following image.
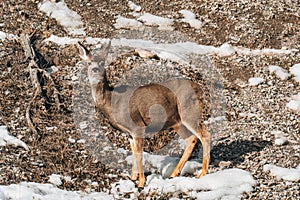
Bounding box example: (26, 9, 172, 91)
(77, 41, 211, 188)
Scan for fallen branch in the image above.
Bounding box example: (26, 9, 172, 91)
(20, 33, 61, 134)
(20, 34, 40, 134)
(25, 70, 39, 134)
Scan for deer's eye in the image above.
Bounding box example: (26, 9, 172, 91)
(99, 61, 105, 66)
(92, 67, 101, 73)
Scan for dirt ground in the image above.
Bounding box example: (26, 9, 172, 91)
(0, 0, 299, 199)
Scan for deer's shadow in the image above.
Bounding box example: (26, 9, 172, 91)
(209, 139, 272, 166)
(153, 139, 271, 176)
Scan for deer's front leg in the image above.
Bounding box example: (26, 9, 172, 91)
(130, 139, 138, 181)
(130, 137, 145, 188)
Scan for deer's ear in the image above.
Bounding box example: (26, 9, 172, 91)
(100, 41, 111, 57)
(77, 42, 91, 61)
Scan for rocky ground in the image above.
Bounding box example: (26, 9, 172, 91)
(0, 0, 299, 199)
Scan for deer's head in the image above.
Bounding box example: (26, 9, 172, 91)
(77, 42, 111, 84)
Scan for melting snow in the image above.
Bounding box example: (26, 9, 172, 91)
(114, 16, 143, 30)
(216, 43, 236, 57)
(248, 77, 265, 86)
(0, 31, 17, 41)
(286, 93, 300, 112)
(68, 138, 76, 143)
(263, 164, 300, 181)
(290, 63, 300, 83)
(0, 126, 29, 150)
(137, 13, 174, 30)
(111, 168, 256, 200)
(48, 174, 62, 186)
(179, 10, 202, 29)
(44, 35, 81, 45)
(77, 139, 86, 144)
(122, 151, 256, 199)
(0, 182, 113, 200)
(236, 47, 295, 55)
(39, 0, 85, 35)
(271, 130, 289, 146)
(268, 65, 291, 80)
(43, 35, 295, 60)
(128, 1, 141, 12)
(111, 180, 138, 199)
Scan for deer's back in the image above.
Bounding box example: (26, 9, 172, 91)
(128, 78, 209, 132)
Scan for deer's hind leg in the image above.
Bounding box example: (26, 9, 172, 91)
(195, 125, 211, 178)
(170, 124, 198, 178)
(170, 123, 211, 178)
(170, 135, 198, 178)
(130, 136, 145, 188)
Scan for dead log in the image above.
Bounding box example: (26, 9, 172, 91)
(20, 33, 61, 134)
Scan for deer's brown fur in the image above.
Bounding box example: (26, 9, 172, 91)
(78, 42, 211, 188)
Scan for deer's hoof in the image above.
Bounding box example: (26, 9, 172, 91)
(131, 174, 138, 181)
(137, 179, 145, 188)
(196, 170, 208, 178)
(169, 170, 180, 178)
(137, 174, 145, 188)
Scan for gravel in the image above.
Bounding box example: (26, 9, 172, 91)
(0, 0, 299, 199)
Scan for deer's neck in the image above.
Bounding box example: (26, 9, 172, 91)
(89, 71, 112, 109)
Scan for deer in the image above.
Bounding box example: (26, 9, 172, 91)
(77, 41, 211, 188)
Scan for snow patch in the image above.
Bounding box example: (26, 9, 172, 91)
(0, 182, 113, 200)
(38, 0, 85, 35)
(111, 38, 293, 57)
(137, 13, 174, 30)
(236, 48, 295, 55)
(77, 139, 86, 144)
(85, 37, 109, 45)
(125, 152, 201, 177)
(44, 35, 81, 45)
(179, 10, 202, 29)
(114, 16, 143, 30)
(290, 63, 300, 83)
(0, 126, 29, 150)
(156, 51, 188, 64)
(144, 169, 256, 199)
(110, 169, 256, 199)
(286, 93, 300, 112)
(263, 164, 300, 181)
(271, 130, 288, 146)
(68, 138, 76, 143)
(0, 31, 17, 41)
(44, 35, 296, 59)
(128, 1, 141, 12)
(111, 180, 138, 199)
(274, 137, 288, 146)
(248, 77, 265, 86)
(268, 65, 291, 80)
(217, 43, 236, 57)
(48, 174, 62, 186)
